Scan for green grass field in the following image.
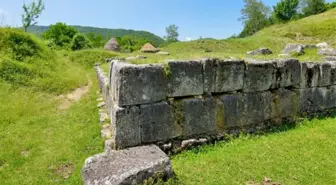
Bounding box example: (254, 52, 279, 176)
(0, 8, 335, 185)
(167, 117, 336, 185)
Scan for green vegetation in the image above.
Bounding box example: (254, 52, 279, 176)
(43, 22, 79, 49)
(116, 35, 149, 52)
(70, 33, 92, 51)
(0, 27, 104, 184)
(167, 117, 336, 185)
(164, 24, 179, 43)
(272, 0, 299, 22)
(0, 28, 85, 93)
(68, 49, 118, 68)
(28, 25, 165, 47)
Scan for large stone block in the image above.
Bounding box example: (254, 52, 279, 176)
(325, 85, 336, 109)
(295, 62, 320, 88)
(183, 97, 216, 137)
(218, 93, 245, 128)
(272, 59, 301, 88)
(318, 62, 332, 87)
(243, 60, 275, 92)
(214, 60, 245, 93)
(243, 91, 272, 125)
(82, 145, 173, 185)
(140, 102, 180, 143)
(271, 89, 298, 119)
(111, 105, 141, 149)
(202, 58, 216, 94)
(167, 61, 204, 97)
(294, 87, 327, 114)
(111, 61, 167, 106)
(329, 61, 336, 85)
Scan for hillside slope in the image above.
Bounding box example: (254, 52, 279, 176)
(27, 25, 164, 46)
(162, 8, 336, 59)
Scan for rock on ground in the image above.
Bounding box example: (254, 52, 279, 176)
(318, 48, 336, 56)
(247, 48, 273, 55)
(282, 44, 304, 55)
(156, 51, 170, 55)
(316, 42, 328, 48)
(82, 145, 174, 185)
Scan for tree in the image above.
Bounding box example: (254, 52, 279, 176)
(116, 35, 149, 52)
(273, 0, 299, 22)
(22, 0, 45, 32)
(70, 33, 92, 51)
(164, 24, 179, 43)
(239, 0, 271, 37)
(43, 22, 78, 49)
(301, 0, 327, 16)
(86, 32, 104, 48)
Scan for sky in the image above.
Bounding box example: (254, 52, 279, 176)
(0, 0, 334, 40)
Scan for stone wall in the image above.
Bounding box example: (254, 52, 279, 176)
(95, 59, 336, 150)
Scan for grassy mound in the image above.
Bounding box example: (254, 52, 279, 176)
(0, 28, 86, 94)
(67, 49, 118, 68)
(157, 8, 336, 61)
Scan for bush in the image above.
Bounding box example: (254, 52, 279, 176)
(42, 22, 79, 49)
(70, 33, 92, 51)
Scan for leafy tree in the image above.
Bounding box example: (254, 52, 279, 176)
(239, 0, 270, 37)
(86, 32, 104, 48)
(325, 1, 336, 9)
(273, 0, 299, 22)
(70, 33, 92, 51)
(42, 22, 78, 48)
(301, 0, 327, 16)
(116, 35, 148, 52)
(22, 0, 45, 32)
(164, 24, 179, 43)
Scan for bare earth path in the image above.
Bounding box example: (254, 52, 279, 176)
(58, 78, 92, 110)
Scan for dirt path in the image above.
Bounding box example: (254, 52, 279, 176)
(58, 79, 92, 110)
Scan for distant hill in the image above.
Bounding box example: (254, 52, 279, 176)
(27, 25, 165, 47)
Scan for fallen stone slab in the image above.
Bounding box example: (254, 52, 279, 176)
(82, 145, 174, 185)
(247, 48, 273, 55)
(156, 51, 170, 55)
(318, 48, 336, 56)
(316, 42, 328, 48)
(282, 44, 304, 55)
(324, 56, 336, 61)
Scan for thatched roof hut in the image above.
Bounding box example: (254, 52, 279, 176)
(104, 38, 120, 51)
(140, 43, 160, 53)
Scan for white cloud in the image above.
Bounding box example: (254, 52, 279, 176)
(184, 37, 194, 41)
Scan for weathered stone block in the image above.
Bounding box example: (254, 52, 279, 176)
(243, 60, 275, 92)
(111, 61, 167, 106)
(82, 145, 173, 185)
(214, 60, 245, 93)
(218, 94, 245, 128)
(202, 58, 216, 94)
(272, 59, 301, 88)
(140, 102, 180, 143)
(294, 87, 327, 114)
(111, 105, 140, 149)
(295, 62, 320, 88)
(183, 97, 216, 137)
(168, 61, 203, 97)
(329, 61, 336, 84)
(271, 89, 298, 119)
(243, 91, 272, 125)
(318, 62, 332, 87)
(325, 85, 336, 109)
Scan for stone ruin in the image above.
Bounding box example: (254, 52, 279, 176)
(84, 58, 336, 185)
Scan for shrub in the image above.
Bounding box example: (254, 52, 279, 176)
(70, 33, 92, 51)
(42, 22, 78, 49)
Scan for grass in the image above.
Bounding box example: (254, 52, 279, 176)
(166, 117, 336, 185)
(0, 28, 104, 184)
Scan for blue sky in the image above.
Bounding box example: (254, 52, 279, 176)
(0, 0, 334, 40)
